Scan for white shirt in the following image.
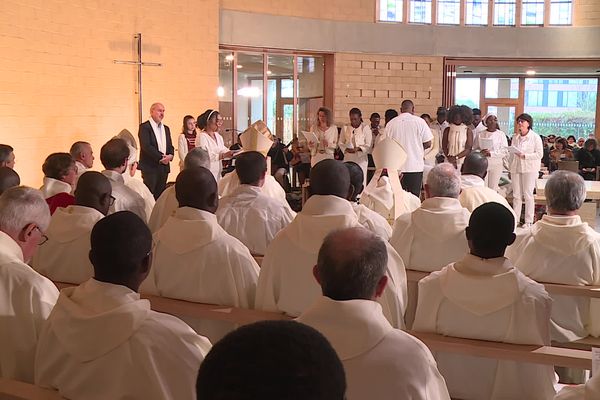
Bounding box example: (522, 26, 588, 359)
(255, 195, 407, 328)
(307, 125, 338, 166)
(149, 118, 167, 154)
(31, 205, 103, 284)
(123, 173, 156, 222)
(505, 214, 600, 342)
(35, 279, 211, 400)
(458, 175, 514, 214)
(0, 231, 59, 383)
(219, 172, 291, 210)
(509, 130, 544, 174)
(413, 254, 556, 400)
(197, 131, 229, 181)
(430, 120, 449, 154)
(102, 170, 147, 222)
(216, 185, 295, 255)
(298, 297, 450, 400)
(141, 207, 260, 343)
(40, 177, 72, 199)
(473, 129, 508, 164)
(384, 113, 433, 172)
(351, 202, 393, 241)
(177, 133, 193, 169)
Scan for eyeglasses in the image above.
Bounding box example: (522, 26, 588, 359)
(35, 226, 49, 246)
(109, 195, 116, 206)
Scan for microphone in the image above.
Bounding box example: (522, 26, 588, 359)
(225, 128, 242, 132)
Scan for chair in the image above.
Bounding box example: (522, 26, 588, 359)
(557, 160, 579, 173)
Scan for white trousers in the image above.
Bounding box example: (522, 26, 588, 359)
(512, 171, 537, 224)
(485, 159, 504, 192)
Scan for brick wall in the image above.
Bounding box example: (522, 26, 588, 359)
(333, 53, 444, 126)
(574, 0, 600, 26)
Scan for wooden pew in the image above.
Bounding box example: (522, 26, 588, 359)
(0, 379, 62, 400)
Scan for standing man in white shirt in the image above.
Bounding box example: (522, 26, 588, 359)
(339, 107, 372, 186)
(384, 100, 433, 197)
(70, 141, 94, 178)
(430, 107, 449, 157)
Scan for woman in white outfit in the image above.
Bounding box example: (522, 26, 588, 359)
(178, 115, 197, 170)
(442, 105, 473, 170)
(509, 113, 543, 227)
(473, 114, 508, 192)
(308, 107, 338, 167)
(339, 107, 372, 186)
(197, 109, 234, 182)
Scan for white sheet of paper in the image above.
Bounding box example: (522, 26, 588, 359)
(300, 131, 318, 146)
(479, 137, 494, 151)
(507, 146, 522, 156)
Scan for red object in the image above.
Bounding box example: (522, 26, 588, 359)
(46, 192, 75, 215)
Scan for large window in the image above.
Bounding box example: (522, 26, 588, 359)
(522, 0, 545, 25)
(409, 0, 432, 23)
(550, 0, 572, 25)
(494, 0, 516, 25)
(455, 78, 481, 108)
(380, 0, 404, 22)
(438, 0, 460, 24)
(465, 0, 488, 25)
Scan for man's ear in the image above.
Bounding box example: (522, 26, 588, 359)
(209, 192, 219, 209)
(18, 223, 36, 243)
(465, 226, 471, 241)
(507, 232, 516, 247)
(347, 184, 356, 201)
(424, 184, 431, 198)
(374, 275, 388, 298)
(312, 265, 321, 285)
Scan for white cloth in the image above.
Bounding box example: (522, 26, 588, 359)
(255, 195, 407, 328)
(473, 121, 487, 136)
(446, 123, 468, 159)
(384, 113, 433, 173)
(509, 130, 544, 174)
(554, 374, 600, 399)
(40, 177, 72, 199)
(219, 172, 291, 209)
(307, 125, 338, 167)
(473, 129, 508, 191)
(149, 118, 167, 155)
(506, 215, 600, 342)
(148, 185, 178, 233)
(361, 175, 421, 221)
(102, 170, 147, 222)
(351, 202, 392, 241)
(512, 171, 538, 225)
(430, 120, 449, 155)
(298, 296, 450, 400)
(31, 205, 103, 284)
(216, 185, 295, 255)
(339, 124, 372, 186)
(35, 279, 210, 400)
(0, 231, 58, 383)
(197, 131, 229, 181)
(123, 174, 156, 221)
(458, 175, 514, 216)
(75, 161, 89, 178)
(390, 197, 470, 272)
(413, 254, 556, 400)
(177, 133, 192, 170)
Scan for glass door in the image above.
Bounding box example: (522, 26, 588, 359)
(485, 104, 516, 136)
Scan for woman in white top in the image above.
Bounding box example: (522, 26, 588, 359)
(197, 109, 234, 182)
(473, 113, 508, 192)
(442, 105, 473, 169)
(509, 113, 543, 227)
(307, 107, 338, 167)
(178, 115, 197, 170)
(339, 107, 372, 186)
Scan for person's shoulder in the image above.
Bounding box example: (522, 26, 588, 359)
(2, 261, 58, 297)
(513, 269, 551, 303)
(137, 309, 210, 349)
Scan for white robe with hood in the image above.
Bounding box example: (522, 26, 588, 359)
(351, 202, 392, 241)
(219, 172, 290, 206)
(555, 374, 600, 400)
(40, 177, 72, 199)
(255, 195, 407, 328)
(35, 279, 211, 400)
(102, 170, 147, 222)
(506, 214, 600, 342)
(413, 254, 556, 400)
(148, 185, 178, 233)
(123, 173, 156, 221)
(141, 207, 260, 343)
(298, 296, 450, 400)
(458, 174, 514, 214)
(31, 205, 103, 284)
(361, 175, 421, 222)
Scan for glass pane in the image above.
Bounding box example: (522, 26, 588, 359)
(465, 0, 489, 25)
(494, 0, 516, 26)
(550, 0, 572, 25)
(379, 0, 403, 22)
(297, 56, 324, 134)
(485, 78, 519, 99)
(524, 78, 598, 138)
(455, 78, 481, 108)
(409, 0, 432, 24)
(267, 54, 294, 140)
(522, 0, 544, 25)
(236, 53, 264, 132)
(438, 0, 460, 24)
(218, 51, 234, 146)
(488, 105, 516, 136)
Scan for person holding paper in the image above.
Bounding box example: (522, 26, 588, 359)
(509, 113, 543, 227)
(197, 109, 235, 182)
(339, 108, 372, 186)
(308, 107, 338, 167)
(473, 113, 508, 192)
(549, 138, 574, 172)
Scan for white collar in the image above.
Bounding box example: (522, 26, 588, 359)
(149, 118, 163, 130)
(0, 230, 24, 263)
(41, 177, 72, 198)
(420, 197, 463, 212)
(102, 170, 125, 184)
(460, 174, 485, 189)
(301, 195, 355, 217)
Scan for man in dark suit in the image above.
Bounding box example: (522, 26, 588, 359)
(138, 102, 174, 199)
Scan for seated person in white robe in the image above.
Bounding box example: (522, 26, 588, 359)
(298, 227, 450, 400)
(0, 187, 58, 383)
(255, 159, 408, 328)
(148, 147, 210, 233)
(216, 151, 295, 255)
(344, 161, 392, 240)
(414, 203, 556, 400)
(459, 151, 514, 214)
(141, 167, 260, 343)
(32, 172, 112, 284)
(69, 141, 94, 180)
(121, 143, 156, 220)
(554, 373, 600, 400)
(506, 170, 600, 343)
(196, 320, 346, 400)
(0, 166, 20, 195)
(35, 211, 211, 400)
(100, 138, 147, 221)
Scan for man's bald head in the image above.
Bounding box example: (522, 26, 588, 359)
(309, 160, 350, 199)
(461, 152, 488, 179)
(315, 227, 388, 301)
(175, 167, 218, 213)
(466, 202, 515, 258)
(400, 99, 414, 114)
(0, 167, 20, 195)
(426, 163, 461, 198)
(74, 171, 113, 216)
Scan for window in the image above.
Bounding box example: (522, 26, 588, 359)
(409, 0, 432, 23)
(438, 0, 460, 24)
(522, 0, 544, 25)
(485, 78, 519, 99)
(455, 78, 481, 108)
(493, 0, 516, 26)
(379, 0, 403, 22)
(550, 0, 572, 25)
(465, 0, 488, 25)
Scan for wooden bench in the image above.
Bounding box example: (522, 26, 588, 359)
(0, 379, 62, 400)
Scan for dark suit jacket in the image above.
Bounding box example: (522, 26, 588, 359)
(138, 120, 174, 173)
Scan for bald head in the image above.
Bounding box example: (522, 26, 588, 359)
(74, 171, 113, 216)
(309, 160, 350, 199)
(461, 152, 488, 179)
(466, 202, 515, 258)
(175, 167, 218, 213)
(400, 100, 414, 114)
(0, 167, 20, 195)
(426, 163, 461, 198)
(315, 227, 388, 301)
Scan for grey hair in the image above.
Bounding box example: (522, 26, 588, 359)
(69, 141, 90, 159)
(546, 170, 586, 213)
(427, 162, 461, 198)
(184, 147, 210, 170)
(0, 186, 51, 234)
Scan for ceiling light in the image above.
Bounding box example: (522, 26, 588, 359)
(236, 64, 243, 69)
(526, 70, 536, 75)
(217, 86, 225, 97)
(225, 54, 234, 61)
(267, 70, 272, 75)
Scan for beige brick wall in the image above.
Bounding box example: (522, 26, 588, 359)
(333, 53, 443, 126)
(574, 0, 600, 26)
(221, 0, 375, 22)
(0, 0, 219, 186)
